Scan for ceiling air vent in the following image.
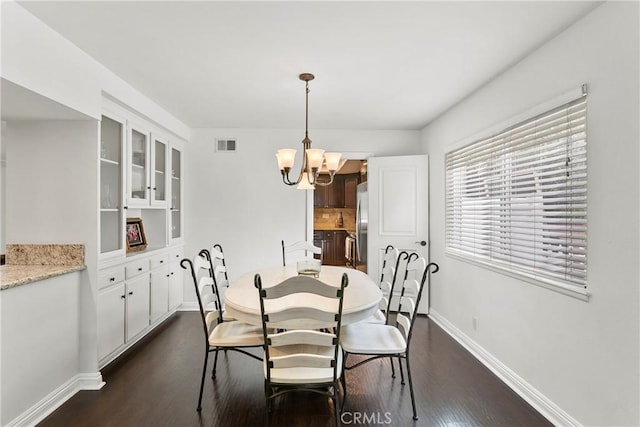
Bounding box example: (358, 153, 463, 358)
(215, 138, 237, 153)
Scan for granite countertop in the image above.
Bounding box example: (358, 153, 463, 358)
(1, 264, 86, 291)
(0, 244, 86, 291)
(314, 226, 356, 232)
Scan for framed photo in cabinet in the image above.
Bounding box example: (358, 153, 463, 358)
(126, 217, 147, 252)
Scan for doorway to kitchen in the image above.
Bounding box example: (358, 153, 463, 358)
(307, 154, 371, 273)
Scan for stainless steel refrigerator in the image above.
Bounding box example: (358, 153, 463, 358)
(356, 181, 368, 269)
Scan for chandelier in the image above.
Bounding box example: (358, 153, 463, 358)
(276, 73, 342, 189)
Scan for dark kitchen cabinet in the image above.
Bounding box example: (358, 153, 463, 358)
(314, 174, 361, 208)
(314, 174, 344, 208)
(314, 230, 348, 266)
(344, 174, 359, 208)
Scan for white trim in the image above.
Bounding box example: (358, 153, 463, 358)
(5, 373, 104, 427)
(428, 310, 582, 427)
(178, 301, 198, 311)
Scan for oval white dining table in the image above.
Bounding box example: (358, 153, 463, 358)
(224, 266, 382, 326)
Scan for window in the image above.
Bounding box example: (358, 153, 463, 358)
(445, 95, 587, 290)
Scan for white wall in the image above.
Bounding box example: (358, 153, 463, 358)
(183, 128, 420, 302)
(421, 2, 639, 426)
(1, 272, 83, 425)
(0, 1, 190, 141)
(5, 120, 100, 372)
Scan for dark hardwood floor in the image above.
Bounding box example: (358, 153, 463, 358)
(38, 312, 551, 426)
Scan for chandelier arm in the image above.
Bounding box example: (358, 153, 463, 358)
(281, 170, 298, 186)
(313, 172, 336, 186)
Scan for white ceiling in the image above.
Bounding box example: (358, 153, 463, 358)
(16, 1, 600, 131)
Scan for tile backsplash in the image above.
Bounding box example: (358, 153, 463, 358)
(314, 208, 356, 230)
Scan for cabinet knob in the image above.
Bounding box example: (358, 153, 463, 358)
(124, 206, 128, 210)
(160, 260, 164, 264)
(109, 277, 115, 282)
(147, 186, 151, 190)
(170, 272, 174, 275)
(153, 187, 157, 190)
(138, 267, 143, 271)
(129, 291, 133, 295)
(121, 295, 126, 299)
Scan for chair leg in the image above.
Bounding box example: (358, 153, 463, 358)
(332, 394, 339, 427)
(405, 354, 418, 420)
(340, 373, 347, 412)
(197, 348, 209, 411)
(211, 347, 220, 379)
(390, 357, 396, 378)
(398, 355, 406, 385)
(265, 382, 273, 412)
(341, 353, 348, 411)
(264, 382, 272, 427)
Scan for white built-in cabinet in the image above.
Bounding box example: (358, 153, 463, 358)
(170, 145, 183, 242)
(126, 121, 170, 208)
(100, 113, 126, 256)
(98, 98, 185, 367)
(149, 252, 169, 323)
(97, 281, 125, 361)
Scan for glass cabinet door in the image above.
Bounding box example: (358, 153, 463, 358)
(128, 124, 149, 204)
(100, 114, 125, 256)
(170, 146, 182, 241)
(151, 135, 168, 206)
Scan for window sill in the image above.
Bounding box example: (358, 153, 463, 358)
(445, 250, 590, 302)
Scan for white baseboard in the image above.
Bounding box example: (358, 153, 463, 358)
(177, 301, 198, 311)
(6, 372, 104, 427)
(428, 310, 581, 427)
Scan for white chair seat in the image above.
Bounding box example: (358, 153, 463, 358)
(209, 320, 264, 347)
(264, 344, 344, 384)
(341, 323, 406, 354)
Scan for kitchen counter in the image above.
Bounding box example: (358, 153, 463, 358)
(0, 244, 86, 291)
(1, 264, 86, 291)
(314, 226, 355, 232)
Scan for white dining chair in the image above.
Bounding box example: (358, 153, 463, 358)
(208, 243, 234, 320)
(255, 272, 348, 426)
(281, 239, 322, 267)
(365, 245, 401, 324)
(340, 255, 439, 421)
(181, 252, 264, 412)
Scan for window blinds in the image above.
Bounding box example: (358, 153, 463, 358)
(445, 96, 587, 288)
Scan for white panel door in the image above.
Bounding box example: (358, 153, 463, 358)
(368, 155, 430, 313)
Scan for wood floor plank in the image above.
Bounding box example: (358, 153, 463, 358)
(38, 312, 552, 426)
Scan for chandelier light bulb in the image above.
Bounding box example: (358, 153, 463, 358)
(324, 152, 342, 172)
(276, 149, 296, 170)
(306, 149, 325, 170)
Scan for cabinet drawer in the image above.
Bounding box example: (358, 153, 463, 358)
(169, 247, 184, 263)
(125, 259, 149, 278)
(150, 253, 169, 269)
(98, 265, 126, 290)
